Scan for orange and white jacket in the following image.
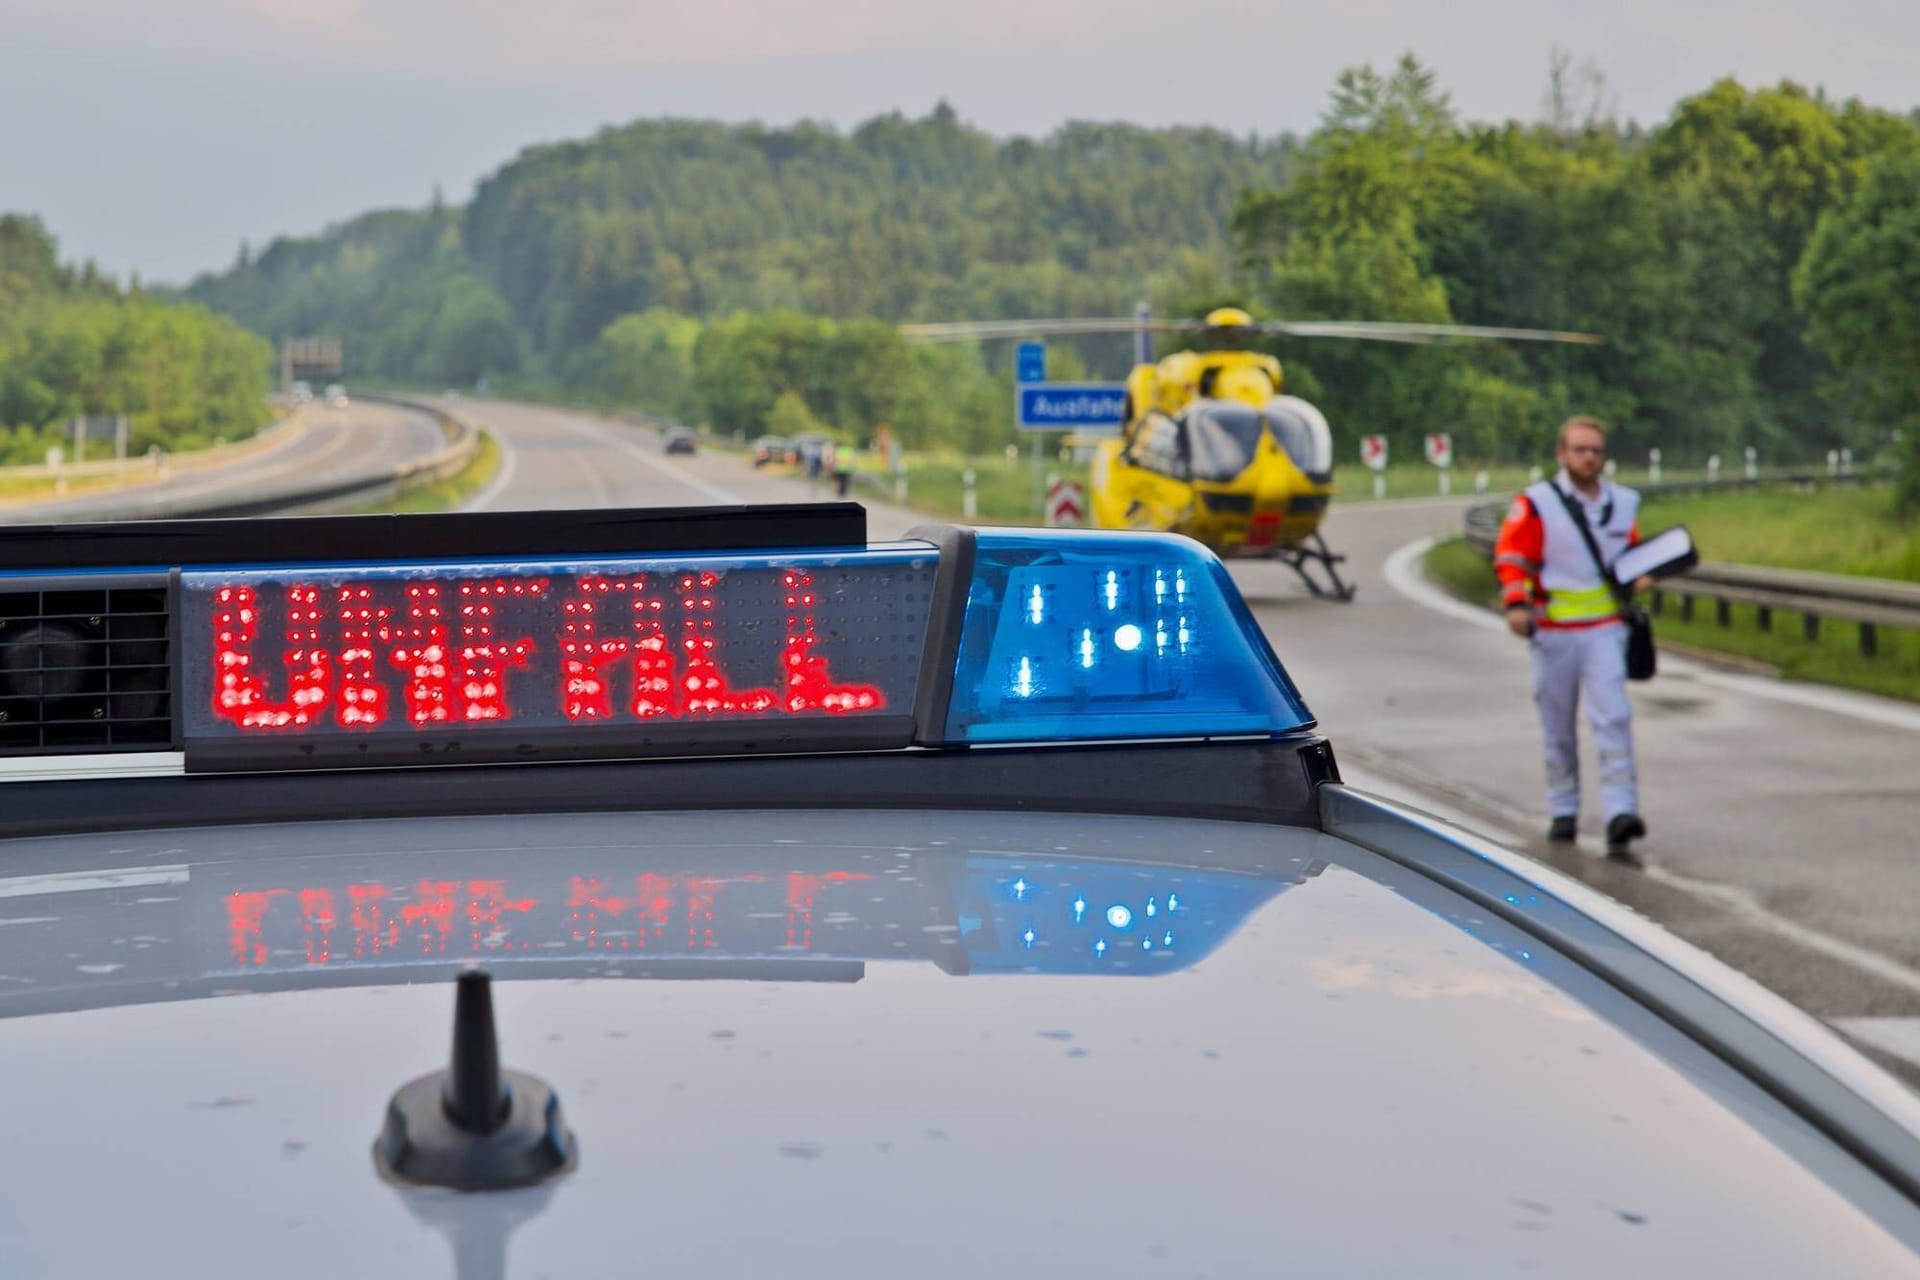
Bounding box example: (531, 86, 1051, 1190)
(1494, 474, 1640, 629)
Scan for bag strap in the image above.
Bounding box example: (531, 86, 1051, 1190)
(1548, 482, 1631, 608)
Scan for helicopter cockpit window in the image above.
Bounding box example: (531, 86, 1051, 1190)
(1263, 395, 1334, 481)
(1127, 412, 1187, 479)
(1184, 400, 1265, 483)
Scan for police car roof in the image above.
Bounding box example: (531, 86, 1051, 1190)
(0, 805, 1918, 1277)
(1, 507, 1918, 1275)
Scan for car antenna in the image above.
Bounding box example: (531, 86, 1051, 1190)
(375, 969, 578, 1190)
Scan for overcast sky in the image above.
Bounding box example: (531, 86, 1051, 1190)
(3, 0, 1915, 285)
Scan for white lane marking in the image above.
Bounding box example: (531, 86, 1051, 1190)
(1640, 862, 1920, 999)
(1832, 1018, 1920, 1069)
(563, 416, 743, 504)
(0, 752, 185, 784)
(1679, 667, 1920, 735)
(1384, 534, 1920, 732)
(1345, 754, 1920, 1002)
(0, 865, 189, 900)
(1381, 535, 1504, 631)
(460, 425, 519, 512)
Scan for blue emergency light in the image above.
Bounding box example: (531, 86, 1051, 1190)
(944, 531, 1312, 744)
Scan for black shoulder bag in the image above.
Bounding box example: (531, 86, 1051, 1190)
(1551, 484, 1656, 681)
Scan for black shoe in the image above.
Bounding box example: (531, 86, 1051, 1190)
(1606, 814, 1647, 863)
(1547, 816, 1577, 843)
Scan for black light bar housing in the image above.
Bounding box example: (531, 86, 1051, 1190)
(0, 505, 865, 761)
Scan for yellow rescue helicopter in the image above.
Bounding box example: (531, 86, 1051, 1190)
(902, 307, 1602, 600)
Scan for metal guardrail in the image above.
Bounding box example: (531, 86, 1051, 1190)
(191, 391, 480, 518)
(1648, 563, 1920, 657)
(11, 393, 478, 522)
(1462, 489, 1920, 658)
(1461, 501, 1504, 557)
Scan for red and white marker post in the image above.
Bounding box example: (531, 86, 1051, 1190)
(1424, 432, 1453, 495)
(1045, 474, 1085, 527)
(1359, 434, 1388, 499)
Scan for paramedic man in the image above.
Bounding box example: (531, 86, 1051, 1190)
(1495, 416, 1654, 862)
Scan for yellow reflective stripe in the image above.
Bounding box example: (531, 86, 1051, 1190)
(1544, 584, 1618, 622)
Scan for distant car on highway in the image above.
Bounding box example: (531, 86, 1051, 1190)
(663, 426, 698, 455)
(794, 433, 836, 469)
(752, 434, 795, 467)
(291, 381, 313, 404)
(324, 383, 349, 408)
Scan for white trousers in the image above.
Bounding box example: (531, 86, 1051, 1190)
(1530, 624, 1639, 821)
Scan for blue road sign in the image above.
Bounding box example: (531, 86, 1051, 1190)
(1016, 383, 1127, 430)
(1015, 341, 1047, 384)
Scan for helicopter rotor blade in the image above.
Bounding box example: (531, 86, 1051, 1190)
(1256, 320, 1606, 345)
(898, 317, 1604, 346)
(898, 318, 1189, 342)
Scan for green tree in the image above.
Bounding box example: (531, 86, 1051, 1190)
(430, 277, 519, 386)
(765, 389, 827, 438)
(0, 215, 272, 454)
(1794, 145, 1920, 509)
(585, 309, 700, 418)
(1644, 80, 1913, 442)
(1232, 55, 1479, 453)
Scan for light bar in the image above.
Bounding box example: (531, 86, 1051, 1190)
(0, 513, 1319, 775)
(940, 530, 1312, 744)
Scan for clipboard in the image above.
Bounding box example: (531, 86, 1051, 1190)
(1612, 525, 1698, 586)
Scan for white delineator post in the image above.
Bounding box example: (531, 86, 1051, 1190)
(1744, 446, 1758, 481)
(1707, 454, 1721, 484)
(962, 468, 977, 521)
(1649, 447, 1661, 484)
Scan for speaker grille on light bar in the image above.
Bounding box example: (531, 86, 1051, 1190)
(0, 582, 171, 755)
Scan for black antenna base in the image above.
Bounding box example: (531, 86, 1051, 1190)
(374, 970, 578, 1191)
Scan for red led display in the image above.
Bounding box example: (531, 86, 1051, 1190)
(183, 556, 929, 752)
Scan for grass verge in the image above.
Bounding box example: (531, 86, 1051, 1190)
(0, 472, 131, 505)
(1640, 484, 1918, 582)
(848, 454, 1048, 524)
(1424, 536, 1504, 607)
(348, 431, 502, 515)
(1422, 535, 1920, 704)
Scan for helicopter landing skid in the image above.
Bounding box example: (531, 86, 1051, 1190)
(1273, 532, 1357, 602)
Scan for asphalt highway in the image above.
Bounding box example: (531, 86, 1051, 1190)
(4, 399, 447, 521)
(386, 398, 1920, 1075)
